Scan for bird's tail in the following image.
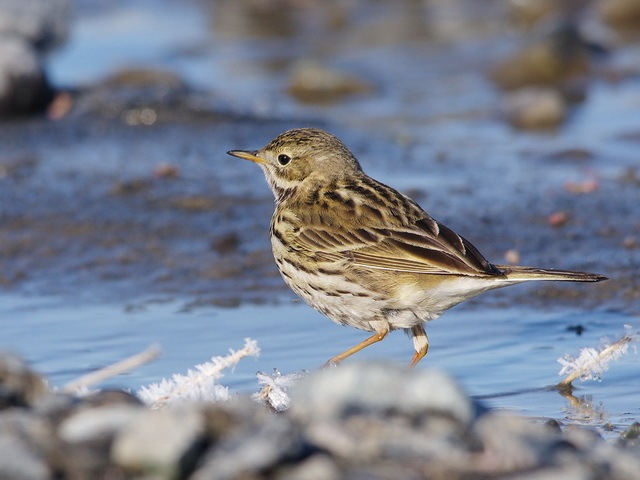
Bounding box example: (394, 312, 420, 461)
(494, 265, 607, 283)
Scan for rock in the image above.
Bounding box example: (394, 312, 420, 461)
(619, 421, 640, 446)
(291, 362, 477, 426)
(0, 355, 638, 479)
(169, 195, 217, 211)
(277, 454, 340, 480)
(0, 352, 48, 409)
(210, 232, 241, 255)
(562, 423, 606, 450)
(287, 61, 374, 104)
(111, 406, 206, 478)
(0, 0, 70, 51)
(548, 211, 570, 227)
(0, 410, 55, 480)
(0, 38, 53, 116)
(474, 413, 640, 478)
(490, 22, 589, 90)
(31, 392, 77, 426)
(0, 0, 70, 116)
(474, 413, 567, 473)
(193, 398, 307, 480)
(0, 435, 50, 480)
(58, 404, 142, 444)
(77, 389, 143, 409)
(503, 87, 566, 130)
(507, 0, 562, 28)
(74, 68, 193, 121)
(56, 403, 142, 480)
(598, 0, 640, 29)
(49, 390, 148, 479)
(289, 363, 480, 476)
(200, 403, 243, 442)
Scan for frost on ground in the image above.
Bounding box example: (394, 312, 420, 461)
(252, 369, 308, 412)
(138, 337, 260, 408)
(72, 326, 637, 412)
(558, 326, 638, 387)
(62, 326, 637, 412)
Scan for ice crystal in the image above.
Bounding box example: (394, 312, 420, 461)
(138, 338, 260, 408)
(252, 368, 307, 412)
(558, 327, 637, 387)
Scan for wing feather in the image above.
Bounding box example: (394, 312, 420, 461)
(286, 180, 500, 277)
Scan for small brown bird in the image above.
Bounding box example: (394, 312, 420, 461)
(228, 128, 606, 367)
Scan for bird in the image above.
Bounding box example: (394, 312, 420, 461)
(227, 128, 606, 367)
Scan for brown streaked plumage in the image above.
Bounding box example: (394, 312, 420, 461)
(228, 128, 606, 367)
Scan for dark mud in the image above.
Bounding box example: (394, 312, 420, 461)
(0, 77, 638, 312)
(0, 98, 637, 311)
(1, 0, 639, 315)
(0, 108, 290, 306)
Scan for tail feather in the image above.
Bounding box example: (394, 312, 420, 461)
(494, 265, 607, 283)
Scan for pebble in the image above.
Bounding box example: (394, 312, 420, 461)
(0, 0, 69, 50)
(111, 407, 206, 477)
(0, 410, 55, 480)
(1, 353, 639, 479)
(0, 433, 50, 480)
(287, 61, 374, 104)
(0, 352, 48, 409)
(548, 211, 570, 227)
(598, 0, 640, 29)
(291, 362, 477, 425)
(0, 38, 53, 116)
(72, 68, 193, 121)
(193, 412, 305, 480)
(503, 87, 567, 130)
(507, 0, 561, 28)
(0, 0, 69, 116)
(58, 404, 142, 444)
(490, 22, 589, 91)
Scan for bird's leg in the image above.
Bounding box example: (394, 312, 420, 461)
(409, 324, 429, 367)
(324, 329, 389, 367)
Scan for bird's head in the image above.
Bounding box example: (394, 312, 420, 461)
(228, 128, 363, 200)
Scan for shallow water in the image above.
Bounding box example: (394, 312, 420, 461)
(2, 0, 640, 439)
(2, 292, 637, 437)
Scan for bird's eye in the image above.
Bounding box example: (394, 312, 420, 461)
(277, 154, 291, 166)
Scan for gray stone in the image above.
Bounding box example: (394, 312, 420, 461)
(599, 0, 640, 29)
(55, 404, 142, 480)
(278, 454, 341, 480)
(490, 22, 589, 90)
(503, 87, 567, 130)
(0, 37, 52, 116)
(474, 412, 568, 474)
(0, 0, 69, 116)
(285, 363, 479, 477)
(0, 435, 50, 480)
(111, 406, 205, 478)
(0, 352, 48, 409)
(0, 0, 70, 50)
(618, 421, 640, 448)
(0, 410, 54, 480)
(287, 61, 373, 104)
(193, 407, 305, 480)
(80, 389, 143, 408)
(504, 463, 599, 480)
(58, 404, 142, 444)
(291, 362, 477, 426)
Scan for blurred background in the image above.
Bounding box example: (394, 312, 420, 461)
(0, 0, 638, 434)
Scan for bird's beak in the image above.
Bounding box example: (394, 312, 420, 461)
(227, 149, 266, 164)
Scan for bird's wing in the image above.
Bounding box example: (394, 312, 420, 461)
(289, 189, 500, 277)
